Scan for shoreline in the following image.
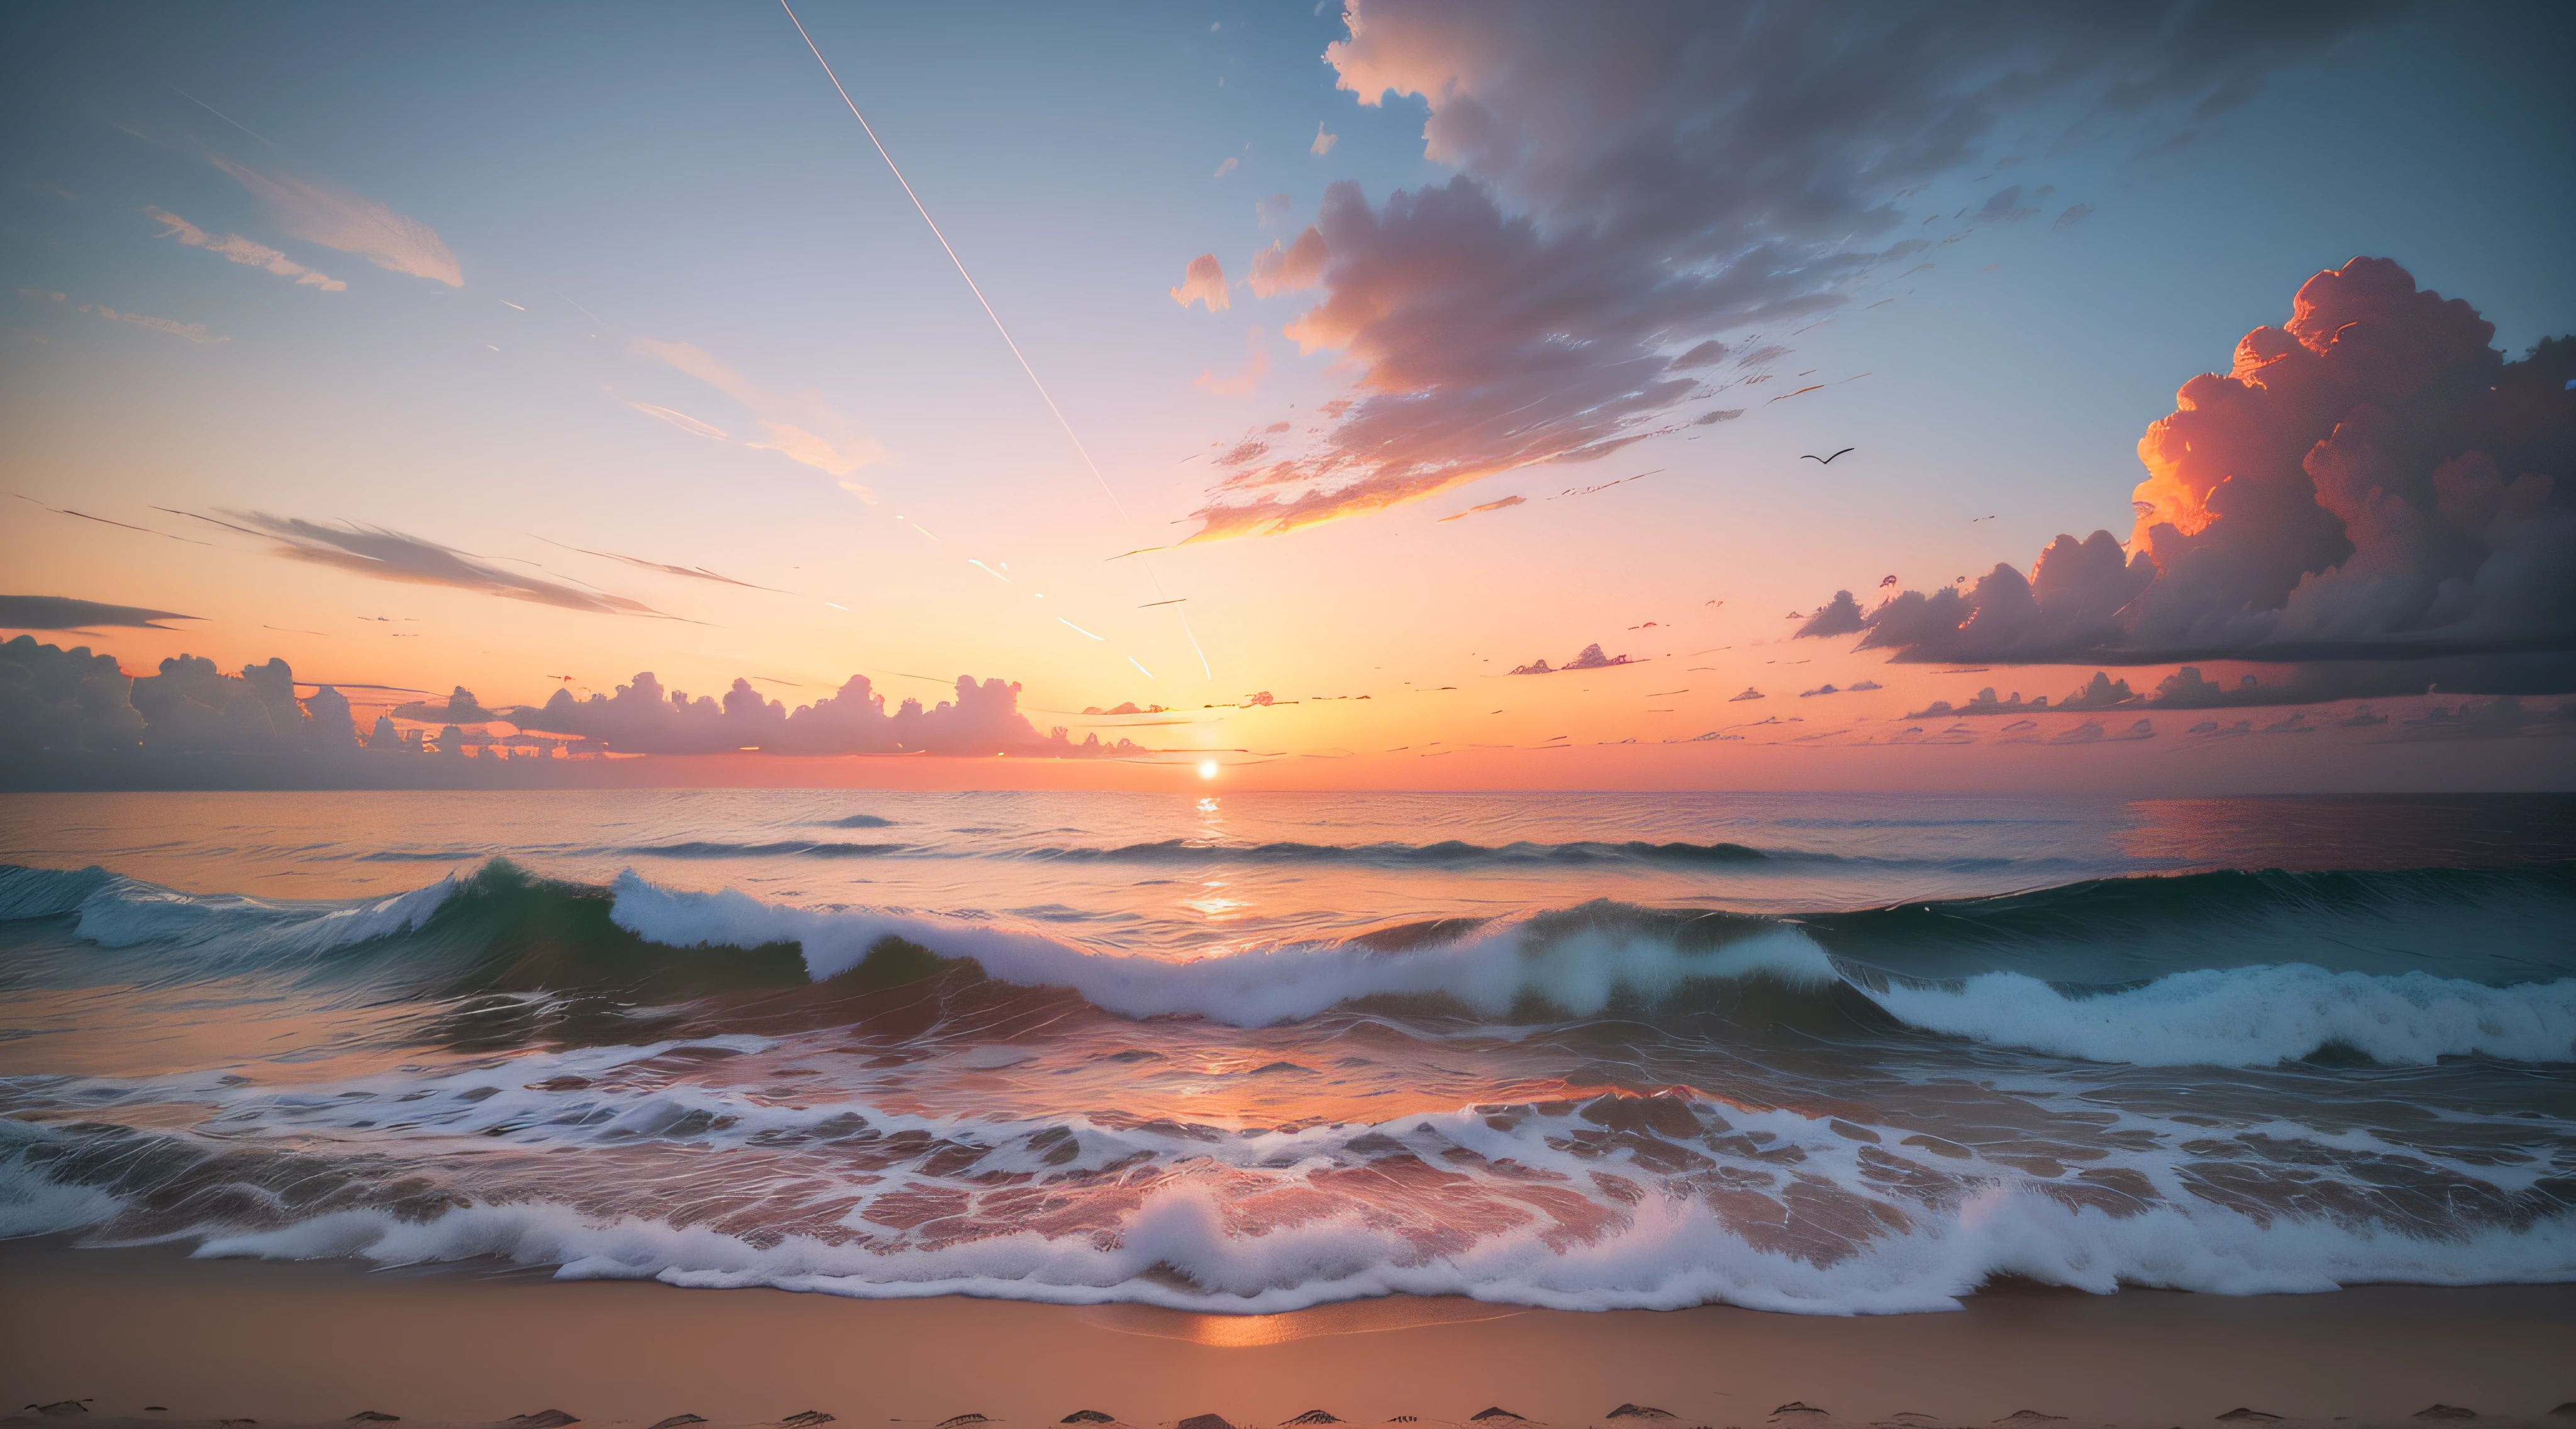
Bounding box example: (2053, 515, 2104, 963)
(3, 1238, 2572, 1427)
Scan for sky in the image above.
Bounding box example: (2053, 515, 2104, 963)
(3, 0, 2572, 792)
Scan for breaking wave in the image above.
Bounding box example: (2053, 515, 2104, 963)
(5, 860, 2571, 1067)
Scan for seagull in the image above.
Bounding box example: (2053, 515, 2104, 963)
(1801, 448, 1855, 465)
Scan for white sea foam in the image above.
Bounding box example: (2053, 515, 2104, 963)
(8, 1051, 2570, 1315)
(607, 871, 1838, 1026)
(607, 872, 2576, 1065)
(1861, 963, 2576, 1067)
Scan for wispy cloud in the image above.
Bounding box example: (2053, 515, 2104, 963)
(1437, 494, 1524, 522)
(538, 538, 787, 592)
(144, 206, 345, 291)
(1193, 325, 1272, 395)
(18, 287, 222, 343)
(618, 398, 729, 440)
(209, 157, 461, 287)
(1214, 156, 1240, 179)
(9, 491, 209, 545)
(629, 338, 888, 491)
(177, 511, 670, 617)
(0, 594, 199, 631)
(1311, 121, 1338, 156)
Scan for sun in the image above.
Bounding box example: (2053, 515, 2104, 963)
(1197, 759, 1219, 780)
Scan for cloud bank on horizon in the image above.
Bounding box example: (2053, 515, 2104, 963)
(1184, 0, 2392, 539)
(0, 635, 1145, 767)
(1802, 259, 2575, 686)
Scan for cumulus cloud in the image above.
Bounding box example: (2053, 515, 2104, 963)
(1507, 642, 1636, 675)
(144, 207, 344, 290)
(1246, 226, 1330, 299)
(1, 640, 362, 762)
(1828, 260, 2576, 680)
(392, 686, 502, 723)
(0, 639, 1141, 780)
(1170, 253, 1232, 312)
(0, 595, 198, 631)
(514, 671, 1138, 759)
(208, 157, 460, 287)
(188, 511, 669, 618)
(630, 338, 888, 487)
(1796, 591, 1867, 638)
(1182, 0, 2380, 538)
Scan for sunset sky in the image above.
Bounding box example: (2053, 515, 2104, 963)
(4, 1, 2572, 790)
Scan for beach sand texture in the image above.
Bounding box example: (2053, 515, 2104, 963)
(3, 1241, 2571, 1429)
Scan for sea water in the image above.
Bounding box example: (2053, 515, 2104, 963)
(1, 789, 2570, 1315)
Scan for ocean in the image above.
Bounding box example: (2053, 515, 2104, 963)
(1, 789, 2571, 1316)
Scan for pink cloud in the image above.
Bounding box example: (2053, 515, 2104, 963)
(1182, 0, 2387, 540)
(1194, 326, 1272, 396)
(630, 338, 888, 489)
(1170, 253, 1231, 313)
(144, 207, 345, 291)
(1246, 226, 1328, 299)
(18, 287, 222, 343)
(1828, 259, 2576, 686)
(209, 158, 460, 287)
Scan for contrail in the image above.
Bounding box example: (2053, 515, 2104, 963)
(174, 87, 279, 149)
(777, 0, 1211, 679)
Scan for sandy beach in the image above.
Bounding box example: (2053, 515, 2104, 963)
(2, 1238, 2569, 1429)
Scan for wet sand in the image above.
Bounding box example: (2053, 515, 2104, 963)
(1, 1237, 2570, 1428)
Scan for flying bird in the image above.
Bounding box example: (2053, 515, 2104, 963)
(1800, 448, 1855, 465)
